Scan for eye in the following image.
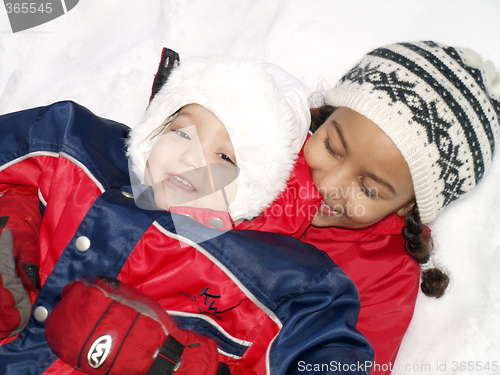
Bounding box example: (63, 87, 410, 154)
(360, 186, 377, 198)
(324, 137, 339, 158)
(217, 153, 235, 165)
(359, 178, 377, 199)
(174, 129, 191, 140)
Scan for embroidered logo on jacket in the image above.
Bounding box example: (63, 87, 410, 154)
(179, 287, 241, 320)
(87, 334, 113, 368)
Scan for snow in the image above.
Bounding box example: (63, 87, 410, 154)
(1, 1, 499, 373)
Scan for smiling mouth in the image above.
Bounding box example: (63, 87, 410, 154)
(319, 199, 342, 217)
(164, 174, 197, 193)
(173, 175, 194, 189)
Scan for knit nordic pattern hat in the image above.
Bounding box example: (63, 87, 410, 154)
(325, 41, 500, 223)
(127, 56, 311, 221)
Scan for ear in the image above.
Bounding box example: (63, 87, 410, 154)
(396, 201, 415, 217)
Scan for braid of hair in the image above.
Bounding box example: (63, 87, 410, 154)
(402, 205, 450, 298)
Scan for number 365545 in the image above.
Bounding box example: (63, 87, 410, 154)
(5, 3, 53, 14)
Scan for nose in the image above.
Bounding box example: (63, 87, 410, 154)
(319, 169, 350, 201)
(179, 145, 206, 170)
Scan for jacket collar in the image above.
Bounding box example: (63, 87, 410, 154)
(170, 206, 234, 230)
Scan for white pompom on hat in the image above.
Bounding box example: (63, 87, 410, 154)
(127, 56, 311, 221)
(325, 41, 500, 223)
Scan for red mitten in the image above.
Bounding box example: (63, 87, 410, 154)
(0, 227, 31, 340)
(45, 277, 223, 375)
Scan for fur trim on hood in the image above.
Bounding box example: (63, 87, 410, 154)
(127, 56, 310, 220)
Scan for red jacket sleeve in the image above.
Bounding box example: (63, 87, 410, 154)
(0, 186, 41, 342)
(356, 254, 419, 374)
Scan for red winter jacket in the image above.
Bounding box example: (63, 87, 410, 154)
(237, 147, 420, 375)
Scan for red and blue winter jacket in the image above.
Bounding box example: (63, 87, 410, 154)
(0, 101, 373, 375)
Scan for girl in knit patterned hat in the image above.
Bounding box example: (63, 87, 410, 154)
(239, 40, 500, 374)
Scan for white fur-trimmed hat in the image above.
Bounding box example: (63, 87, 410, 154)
(127, 56, 311, 220)
(325, 41, 500, 223)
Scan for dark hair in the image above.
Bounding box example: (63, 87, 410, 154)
(310, 104, 450, 298)
(310, 105, 336, 133)
(146, 109, 181, 142)
(402, 205, 449, 297)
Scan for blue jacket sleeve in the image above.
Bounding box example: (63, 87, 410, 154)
(0, 101, 131, 191)
(253, 233, 374, 375)
(270, 249, 374, 375)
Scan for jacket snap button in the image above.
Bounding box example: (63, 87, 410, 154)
(184, 214, 195, 220)
(209, 218, 224, 229)
(34, 306, 49, 322)
(121, 191, 134, 198)
(75, 236, 91, 251)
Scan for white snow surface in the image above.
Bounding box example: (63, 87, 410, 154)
(1, 1, 499, 374)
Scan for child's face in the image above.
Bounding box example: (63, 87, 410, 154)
(145, 104, 238, 212)
(304, 107, 415, 229)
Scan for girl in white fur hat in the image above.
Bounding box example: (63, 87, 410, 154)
(132, 56, 310, 216)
